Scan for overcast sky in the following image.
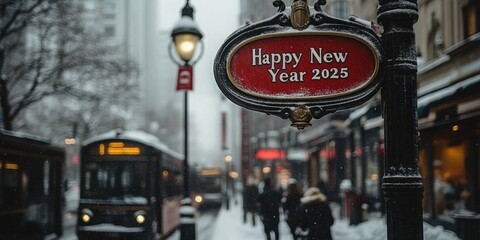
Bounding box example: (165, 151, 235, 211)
(158, 0, 241, 167)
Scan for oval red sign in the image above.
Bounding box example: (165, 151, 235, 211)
(227, 32, 379, 100)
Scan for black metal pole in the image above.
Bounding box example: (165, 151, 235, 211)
(184, 91, 189, 198)
(377, 1, 423, 239)
(180, 90, 196, 240)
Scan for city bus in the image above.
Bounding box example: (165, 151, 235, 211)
(0, 130, 65, 239)
(192, 168, 223, 209)
(76, 129, 183, 240)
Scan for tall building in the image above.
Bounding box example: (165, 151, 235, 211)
(82, 0, 153, 129)
(83, 0, 184, 152)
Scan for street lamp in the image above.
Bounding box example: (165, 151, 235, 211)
(169, 1, 203, 66)
(169, 1, 203, 240)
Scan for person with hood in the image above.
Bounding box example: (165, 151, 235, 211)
(257, 177, 282, 240)
(296, 187, 334, 240)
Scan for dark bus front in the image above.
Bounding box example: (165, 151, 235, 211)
(77, 141, 155, 240)
(193, 168, 223, 209)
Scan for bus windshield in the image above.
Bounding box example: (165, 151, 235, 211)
(81, 160, 148, 204)
(197, 175, 221, 193)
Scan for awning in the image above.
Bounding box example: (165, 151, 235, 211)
(417, 74, 480, 119)
(347, 100, 381, 126)
(297, 121, 332, 144)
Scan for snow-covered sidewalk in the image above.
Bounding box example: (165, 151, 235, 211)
(169, 197, 460, 239)
(210, 199, 290, 240)
(331, 216, 460, 240)
(209, 198, 460, 240)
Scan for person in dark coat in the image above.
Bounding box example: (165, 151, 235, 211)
(296, 187, 334, 240)
(282, 179, 303, 239)
(243, 176, 259, 226)
(258, 178, 282, 240)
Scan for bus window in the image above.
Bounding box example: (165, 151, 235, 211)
(81, 161, 148, 204)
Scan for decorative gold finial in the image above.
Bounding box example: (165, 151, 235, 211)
(289, 105, 312, 130)
(291, 0, 310, 30)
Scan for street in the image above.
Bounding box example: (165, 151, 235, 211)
(56, 207, 220, 240)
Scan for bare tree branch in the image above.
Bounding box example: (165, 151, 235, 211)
(1, 0, 140, 137)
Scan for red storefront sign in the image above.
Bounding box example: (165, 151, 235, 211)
(227, 33, 379, 100)
(255, 148, 286, 161)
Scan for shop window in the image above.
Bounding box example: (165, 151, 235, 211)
(464, 1, 479, 38)
(365, 142, 379, 198)
(432, 139, 469, 216)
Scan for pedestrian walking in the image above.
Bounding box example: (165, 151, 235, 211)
(258, 177, 282, 240)
(296, 187, 334, 240)
(282, 178, 303, 239)
(243, 176, 259, 226)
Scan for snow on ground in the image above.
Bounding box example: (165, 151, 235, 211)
(210, 200, 290, 240)
(331, 217, 460, 240)
(169, 196, 460, 240)
(209, 197, 460, 240)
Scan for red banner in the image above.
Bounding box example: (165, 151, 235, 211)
(176, 65, 193, 91)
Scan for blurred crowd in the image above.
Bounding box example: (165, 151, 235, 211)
(243, 177, 334, 240)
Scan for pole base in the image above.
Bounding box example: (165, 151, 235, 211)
(180, 198, 196, 240)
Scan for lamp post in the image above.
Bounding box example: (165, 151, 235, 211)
(224, 153, 232, 210)
(378, 1, 423, 239)
(169, 1, 203, 240)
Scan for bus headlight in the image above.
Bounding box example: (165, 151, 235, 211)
(194, 195, 203, 203)
(134, 210, 147, 224)
(80, 209, 93, 223)
(135, 215, 145, 224)
(81, 214, 91, 223)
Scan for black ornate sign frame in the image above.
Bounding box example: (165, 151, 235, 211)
(214, 0, 385, 129)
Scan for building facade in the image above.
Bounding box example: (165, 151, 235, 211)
(415, 0, 480, 233)
(239, 0, 480, 235)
